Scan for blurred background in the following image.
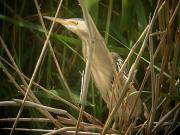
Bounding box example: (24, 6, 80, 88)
(0, 0, 179, 134)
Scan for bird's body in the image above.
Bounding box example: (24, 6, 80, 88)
(44, 16, 142, 130)
(82, 39, 115, 103)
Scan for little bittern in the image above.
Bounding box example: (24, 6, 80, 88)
(44, 16, 142, 130)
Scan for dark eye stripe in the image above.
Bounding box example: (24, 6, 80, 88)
(69, 21, 78, 25)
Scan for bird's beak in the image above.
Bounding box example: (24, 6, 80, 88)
(43, 16, 78, 26)
(43, 16, 67, 25)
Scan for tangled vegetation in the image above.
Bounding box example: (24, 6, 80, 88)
(0, 0, 180, 134)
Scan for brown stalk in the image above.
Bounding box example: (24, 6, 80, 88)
(0, 56, 102, 125)
(102, 0, 162, 133)
(10, 0, 64, 134)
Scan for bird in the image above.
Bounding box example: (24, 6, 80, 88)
(44, 16, 143, 131)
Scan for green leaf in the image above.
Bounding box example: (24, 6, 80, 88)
(134, 0, 147, 30)
(84, 0, 100, 24)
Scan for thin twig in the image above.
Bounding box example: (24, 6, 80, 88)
(10, 1, 63, 134)
(152, 103, 180, 132)
(169, 28, 180, 95)
(1, 128, 53, 133)
(13, 99, 76, 121)
(147, 16, 156, 134)
(43, 126, 101, 135)
(75, 0, 96, 134)
(0, 56, 102, 125)
(0, 118, 50, 123)
(104, 0, 113, 44)
(102, 0, 162, 134)
(33, 0, 75, 104)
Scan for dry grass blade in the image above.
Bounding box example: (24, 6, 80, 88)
(146, 16, 157, 134)
(75, 0, 97, 134)
(10, 0, 64, 134)
(152, 103, 180, 133)
(43, 126, 103, 135)
(116, 25, 149, 78)
(169, 28, 180, 96)
(166, 109, 180, 135)
(1, 127, 101, 135)
(0, 118, 50, 123)
(0, 55, 102, 125)
(33, 0, 75, 104)
(0, 54, 60, 128)
(1, 0, 179, 134)
(102, 0, 162, 134)
(13, 99, 76, 121)
(104, 0, 113, 44)
(0, 128, 53, 133)
(158, 0, 180, 120)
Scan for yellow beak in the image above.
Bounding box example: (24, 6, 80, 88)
(43, 16, 67, 24)
(43, 16, 78, 26)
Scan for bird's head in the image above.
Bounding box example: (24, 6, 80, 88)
(44, 16, 88, 40)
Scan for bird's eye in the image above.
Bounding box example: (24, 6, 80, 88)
(70, 21, 78, 25)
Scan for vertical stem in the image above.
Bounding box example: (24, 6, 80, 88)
(105, 0, 113, 44)
(10, 1, 63, 134)
(102, 0, 162, 134)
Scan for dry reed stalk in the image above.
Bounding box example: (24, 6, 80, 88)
(10, 0, 64, 134)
